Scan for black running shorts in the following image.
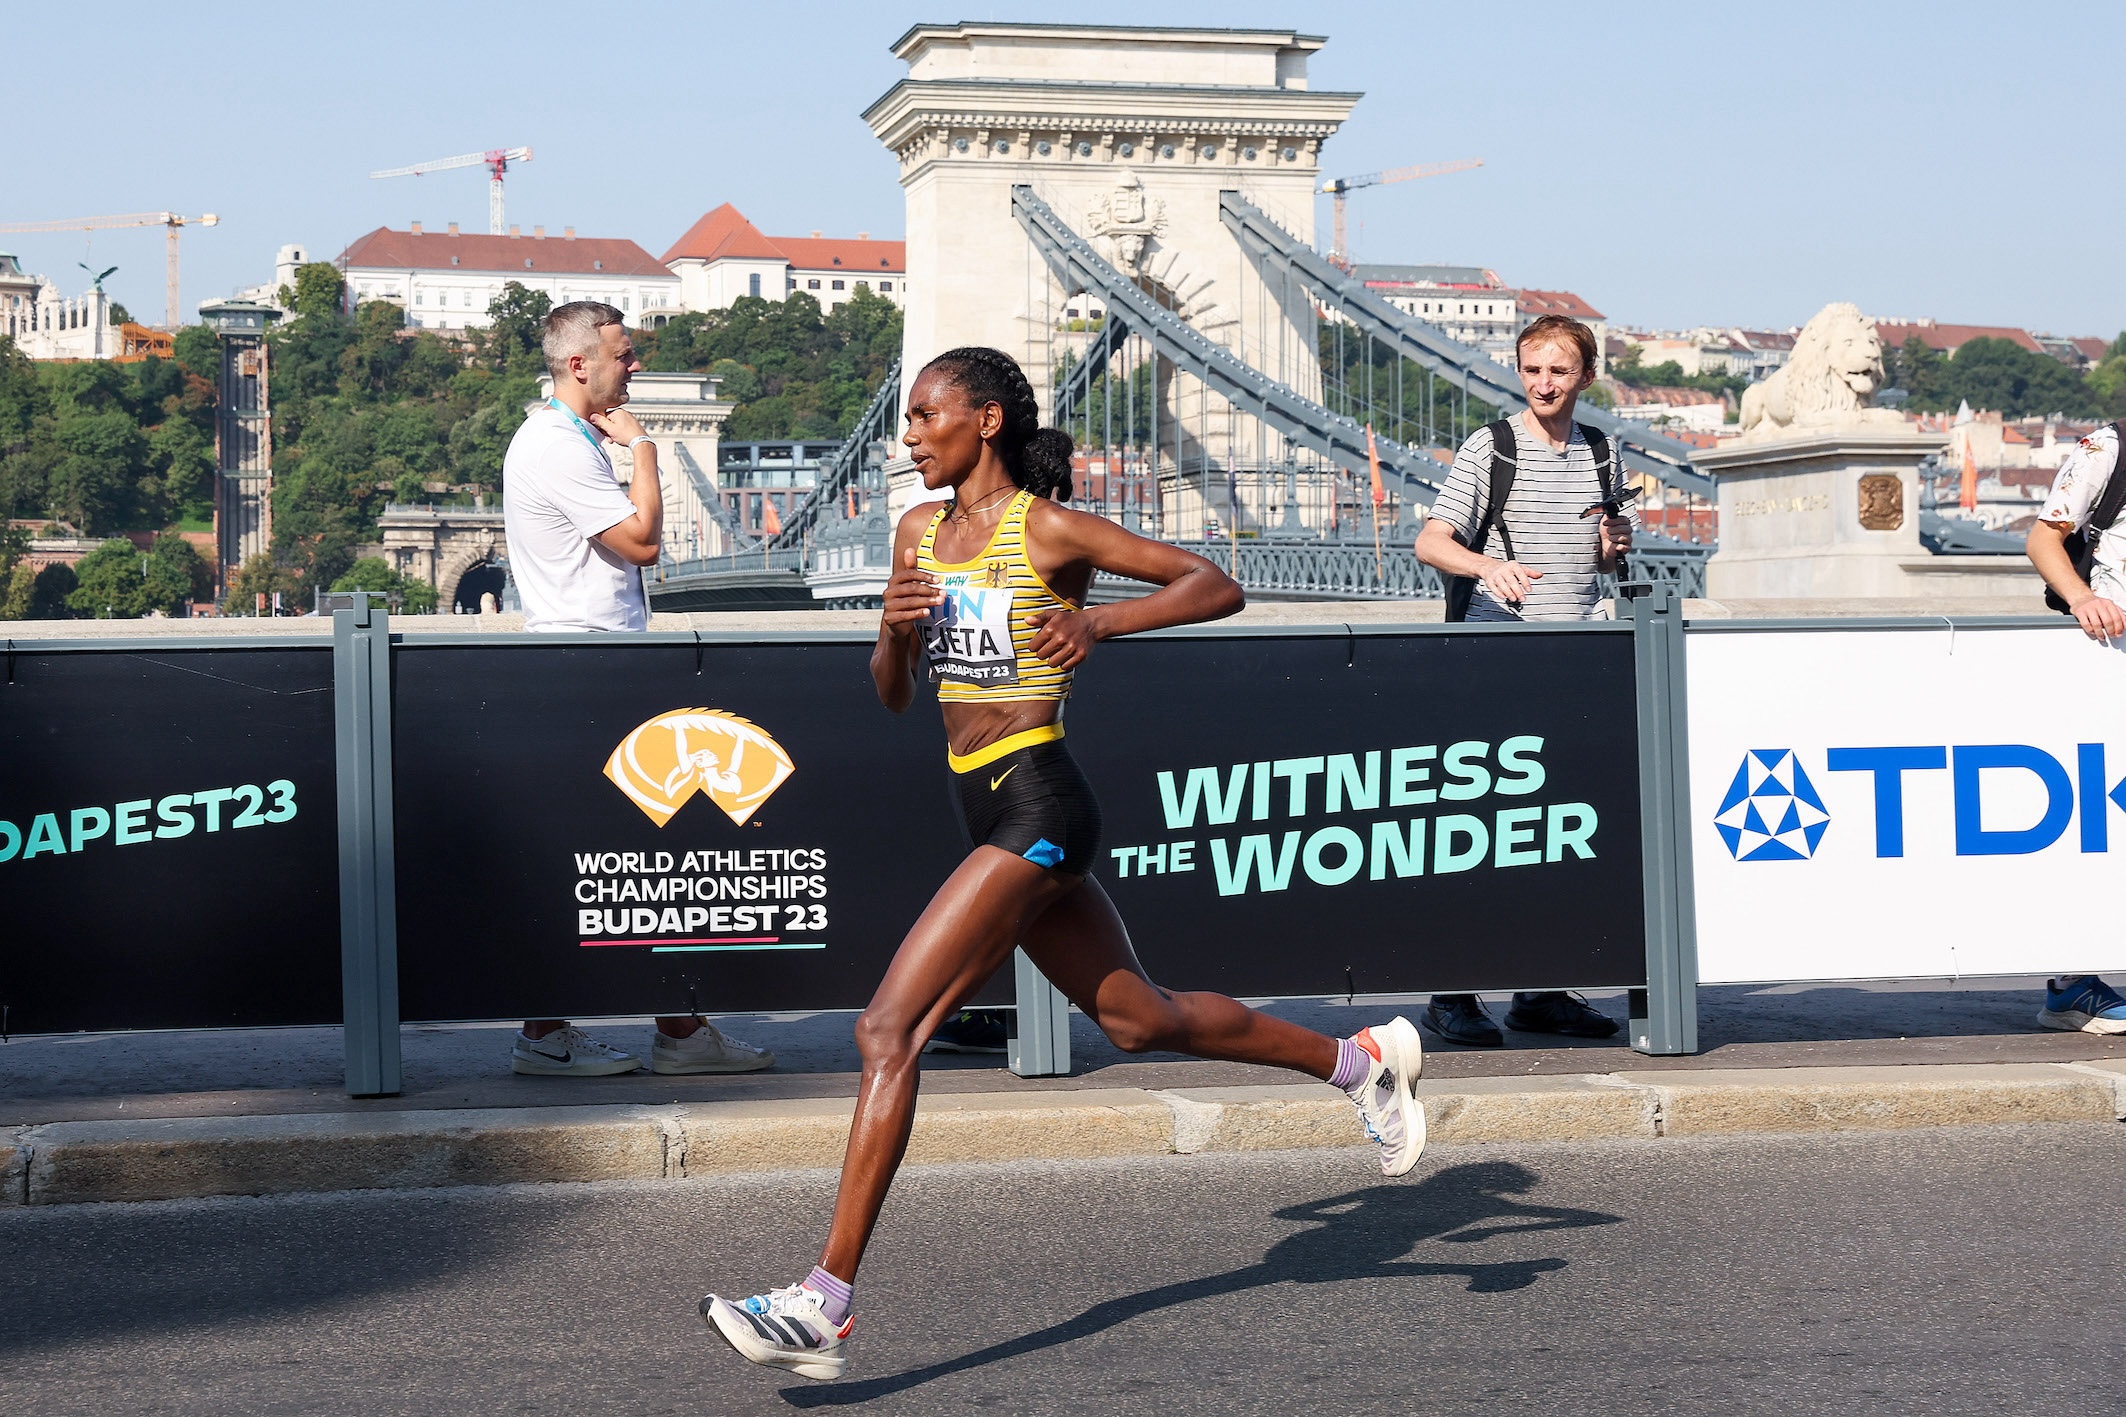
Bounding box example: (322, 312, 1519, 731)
(950, 736, 1103, 875)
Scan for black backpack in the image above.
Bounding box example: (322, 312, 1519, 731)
(1444, 418, 1614, 622)
(2043, 419, 2126, 614)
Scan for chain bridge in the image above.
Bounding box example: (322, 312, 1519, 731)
(650, 23, 1712, 614)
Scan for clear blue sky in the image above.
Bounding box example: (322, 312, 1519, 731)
(8, 0, 2117, 337)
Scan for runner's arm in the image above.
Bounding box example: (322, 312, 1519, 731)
(1021, 502, 1242, 669)
(872, 506, 942, 711)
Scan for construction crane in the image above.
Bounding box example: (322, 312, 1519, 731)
(1319, 158, 1482, 270)
(369, 147, 534, 235)
(0, 212, 218, 328)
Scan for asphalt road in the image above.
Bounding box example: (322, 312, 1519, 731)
(5, 1125, 2123, 1415)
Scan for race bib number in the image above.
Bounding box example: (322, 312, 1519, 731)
(923, 572, 1019, 686)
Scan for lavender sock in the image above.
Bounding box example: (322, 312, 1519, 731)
(803, 1266, 853, 1324)
(1327, 1036, 1368, 1095)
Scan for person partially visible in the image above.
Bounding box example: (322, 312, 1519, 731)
(500, 300, 773, 1076)
(1412, 313, 1634, 1049)
(2025, 420, 2126, 1035)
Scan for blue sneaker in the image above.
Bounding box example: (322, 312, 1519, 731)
(2037, 977, 2126, 1035)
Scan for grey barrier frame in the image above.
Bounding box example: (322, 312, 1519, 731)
(1624, 584, 1698, 1055)
(0, 608, 1690, 1085)
(331, 595, 402, 1098)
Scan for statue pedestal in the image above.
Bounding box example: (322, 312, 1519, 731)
(1698, 428, 1954, 599)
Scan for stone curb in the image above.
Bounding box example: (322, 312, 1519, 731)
(5, 1063, 2120, 1207)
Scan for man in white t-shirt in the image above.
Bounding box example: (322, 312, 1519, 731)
(500, 300, 773, 1077)
(2024, 423, 2126, 1034)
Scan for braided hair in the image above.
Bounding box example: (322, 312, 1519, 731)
(923, 346, 1076, 500)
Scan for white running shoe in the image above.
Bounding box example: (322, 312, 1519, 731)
(651, 1020, 775, 1074)
(1350, 1016, 1426, 1176)
(509, 1026, 640, 1077)
(701, 1284, 851, 1381)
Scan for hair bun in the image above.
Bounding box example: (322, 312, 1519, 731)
(1022, 427, 1075, 501)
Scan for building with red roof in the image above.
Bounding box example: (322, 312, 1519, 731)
(1874, 319, 2042, 357)
(338, 223, 678, 330)
(663, 204, 905, 316)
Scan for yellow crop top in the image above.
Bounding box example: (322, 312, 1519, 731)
(916, 488, 1079, 702)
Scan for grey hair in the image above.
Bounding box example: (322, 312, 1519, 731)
(542, 301, 625, 379)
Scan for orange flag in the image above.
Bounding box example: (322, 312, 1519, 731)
(1366, 424, 1386, 505)
(1959, 439, 1978, 513)
(761, 495, 783, 537)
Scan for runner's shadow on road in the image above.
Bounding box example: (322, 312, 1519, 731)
(780, 1159, 1621, 1408)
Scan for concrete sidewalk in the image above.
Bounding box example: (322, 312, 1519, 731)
(6, 980, 2125, 1206)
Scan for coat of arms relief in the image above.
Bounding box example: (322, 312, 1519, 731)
(1086, 171, 1167, 272)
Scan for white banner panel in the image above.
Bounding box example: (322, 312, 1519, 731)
(1687, 624, 2126, 983)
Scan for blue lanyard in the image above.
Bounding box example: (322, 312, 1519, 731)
(547, 397, 608, 459)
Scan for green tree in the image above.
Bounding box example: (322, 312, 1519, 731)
(477, 282, 552, 378)
(49, 410, 148, 532)
(225, 552, 298, 614)
(171, 324, 221, 386)
(1943, 337, 2093, 418)
(0, 560, 35, 619)
(1886, 335, 1950, 409)
(330, 555, 438, 614)
(636, 289, 903, 439)
(146, 418, 216, 524)
(2088, 354, 2126, 419)
(65, 533, 208, 617)
(26, 562, 76, 618)
(282, 263, 348, 320)
(0, 335, 43, 446)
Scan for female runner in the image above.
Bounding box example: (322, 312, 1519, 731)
(702, 347, 1426, 1381)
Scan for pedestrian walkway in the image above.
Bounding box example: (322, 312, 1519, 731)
(7, 980, 2123, 1207)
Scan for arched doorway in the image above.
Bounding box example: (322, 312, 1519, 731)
(452, 560, 506, 614)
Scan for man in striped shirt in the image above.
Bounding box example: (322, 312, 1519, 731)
(1413, 313, 1635, 1046)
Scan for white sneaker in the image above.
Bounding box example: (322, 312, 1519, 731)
(651, 1020, 775, 1074)
(1349, 1016, 1426, 1177)
(701, 1284, 850, 1381)
(510, 1026, 640, 1076)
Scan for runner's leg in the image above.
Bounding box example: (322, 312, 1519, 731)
(1020, 875, 1337, 1078)
(815, 846, 1073, 1281)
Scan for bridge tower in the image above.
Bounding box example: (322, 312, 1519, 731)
(865, 23, 1357, 520)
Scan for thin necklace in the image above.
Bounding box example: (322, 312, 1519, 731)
(947, 486, 1015, 524)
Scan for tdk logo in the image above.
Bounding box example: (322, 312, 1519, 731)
(1715, 750, 1830, 862)
(1717, 744, 2126, 862)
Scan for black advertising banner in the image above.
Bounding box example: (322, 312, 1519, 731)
(0, 646, 340, 1034)
(1066, 628, 1646, 996)
(391, 627, 1643, 1023)
(391, 640, 979, 1021)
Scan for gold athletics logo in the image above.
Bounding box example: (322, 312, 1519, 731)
(603, 709, 795, 827)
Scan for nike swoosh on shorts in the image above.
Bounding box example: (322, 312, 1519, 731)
(990, 767, 1017, 791)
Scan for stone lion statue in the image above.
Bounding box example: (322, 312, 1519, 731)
(1737, 302, 1905, 441)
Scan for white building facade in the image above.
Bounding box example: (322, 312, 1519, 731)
(340, 225, 679, 329)
(1355, 264, 1519, 364)
(0, 253, 122, 360)
(232, 243, 316, 311)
